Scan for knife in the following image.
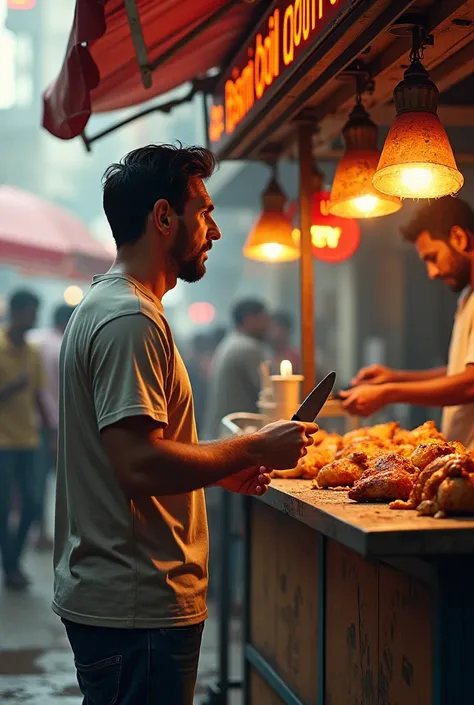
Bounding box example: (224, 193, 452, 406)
(291, 371, 336, 422)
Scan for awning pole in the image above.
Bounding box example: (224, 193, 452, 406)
(298, 123, 316, 397)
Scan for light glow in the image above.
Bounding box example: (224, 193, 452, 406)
(63, 286, 83, 306)
(280, 359, 293, 377)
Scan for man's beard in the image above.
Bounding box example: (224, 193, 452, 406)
(171, 220, 208, 283)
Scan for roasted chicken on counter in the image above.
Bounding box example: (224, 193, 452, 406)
(312, 452, 368, 489)
(390, 452, 474, 517)
(348, 453, 415, 502)
(270, 418, 474, 517)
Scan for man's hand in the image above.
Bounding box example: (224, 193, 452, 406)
(351, 364, 397, 386)
(219, 466, 271, 496)
(257, 420, 318, 470)
(340, 385, 390, 417)
(11, 371, 29, 393)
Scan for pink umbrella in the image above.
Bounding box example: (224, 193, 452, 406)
(0, 186, 113, 279)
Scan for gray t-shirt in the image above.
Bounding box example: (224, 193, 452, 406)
(203, 330, 264, 440)
(53, 273, 208, 628)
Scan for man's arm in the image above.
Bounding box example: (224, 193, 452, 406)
(342, 366, 474, 417)
(391, 367, 447, 382)
(93, 315, 316, 498)
(352, 363, 446, 386)
(102, 416, 316, 498)
(384, 365, 474, 407)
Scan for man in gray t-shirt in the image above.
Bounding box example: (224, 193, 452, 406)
(203, 299, 270, 441)
(55, 144, 318, 705)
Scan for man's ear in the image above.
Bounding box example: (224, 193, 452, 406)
(449, 225, 469, 253)
(152, 199, 172, 235)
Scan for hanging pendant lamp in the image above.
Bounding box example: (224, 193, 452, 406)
(328, 100, 401, 219)
(243, 167, 300, 263)
(373, 28, 464, 199)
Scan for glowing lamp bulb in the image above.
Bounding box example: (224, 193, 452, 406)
(352, 194, 379, 215)
(280, 359, 293, 377)
(400, 167, 433, 193)
(261, 243, 284, 260)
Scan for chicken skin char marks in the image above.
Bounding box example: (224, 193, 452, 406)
(348, 454, 415, 502)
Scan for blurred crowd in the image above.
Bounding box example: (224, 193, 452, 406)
(0, 289, 75, 591)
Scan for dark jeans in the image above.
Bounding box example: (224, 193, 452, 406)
(63, 619, 204, 705)
(33, 429, 55, 530)
(0, 449, 37, 576)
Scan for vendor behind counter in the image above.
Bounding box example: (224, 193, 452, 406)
(342, 196, 474, 449)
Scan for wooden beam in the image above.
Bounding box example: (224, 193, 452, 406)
(372, 103, 474, 127)
(298, 124, 316, 396)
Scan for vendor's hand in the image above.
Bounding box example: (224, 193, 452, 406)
(351, 364, 396, 387)
(257, 420, 318, 470)
(340, 384, 389, 417)
(220, 466, 271, 496)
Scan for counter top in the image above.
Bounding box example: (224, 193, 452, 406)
(257, 479, 474, 557)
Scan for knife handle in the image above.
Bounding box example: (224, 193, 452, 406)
(291, 414, 300, 421)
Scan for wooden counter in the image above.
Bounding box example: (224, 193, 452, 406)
(243, 480, 474, 705)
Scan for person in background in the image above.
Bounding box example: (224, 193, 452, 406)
(269, 310, 300, 374)
(28, 303, 75, 550)
(342, 196, 474, 449)
(54, 144, 317, 705)
(203, 299, 270, 441)
(186, 332, 215, 435)
(0, 290, 53, 590)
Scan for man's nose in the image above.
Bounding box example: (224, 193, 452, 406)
(208, 218, 221, 241)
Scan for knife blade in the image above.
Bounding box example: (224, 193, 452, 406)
(291, 371, 336, 422)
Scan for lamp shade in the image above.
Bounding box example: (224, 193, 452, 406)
(373, 58, 464, 199)
(243, 175, 300, 262)
(329, 102, 401, 219)
(372, 112, 464, 199)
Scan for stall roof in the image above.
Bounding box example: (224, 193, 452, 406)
(42, 0, 267, 141)
(207, 0, 474, 160)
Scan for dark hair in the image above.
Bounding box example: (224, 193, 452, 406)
(272, 311, 293, 332)
(8, 289, 39, 315)
(53, 304, 75, 328)
(232, 299, 266, 327)
(401, 196, 474, 243)
(102, 143, 218, 248)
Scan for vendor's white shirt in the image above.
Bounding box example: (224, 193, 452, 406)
(442, 288, 474, 448)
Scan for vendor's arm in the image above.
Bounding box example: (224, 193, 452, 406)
(352, 363, 446, 386)
(95, 315, 317, 498)
(341, 365, 474, 417)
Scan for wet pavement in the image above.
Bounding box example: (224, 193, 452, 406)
(0, 490, 242, 704)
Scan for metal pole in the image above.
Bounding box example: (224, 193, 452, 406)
(298, 123, 316, 395)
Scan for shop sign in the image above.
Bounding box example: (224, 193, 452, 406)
(209, 0, 352, 150)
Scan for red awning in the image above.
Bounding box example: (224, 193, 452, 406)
(42, 0, 259, 141)
(0, 186, 113, 280)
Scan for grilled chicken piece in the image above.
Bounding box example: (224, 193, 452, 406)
(348, 453, 414, 502)
(393, 420, 445, 447)
(416, 454, 474, 517)
(337, 436, 387, 461)
(365, 421, 400, 441)
(390, 451, 473, 511)
(313, 452, 368, 489)
(410, 440, 464, 471)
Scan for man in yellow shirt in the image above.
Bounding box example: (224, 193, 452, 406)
(0, 289, 51, 590)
